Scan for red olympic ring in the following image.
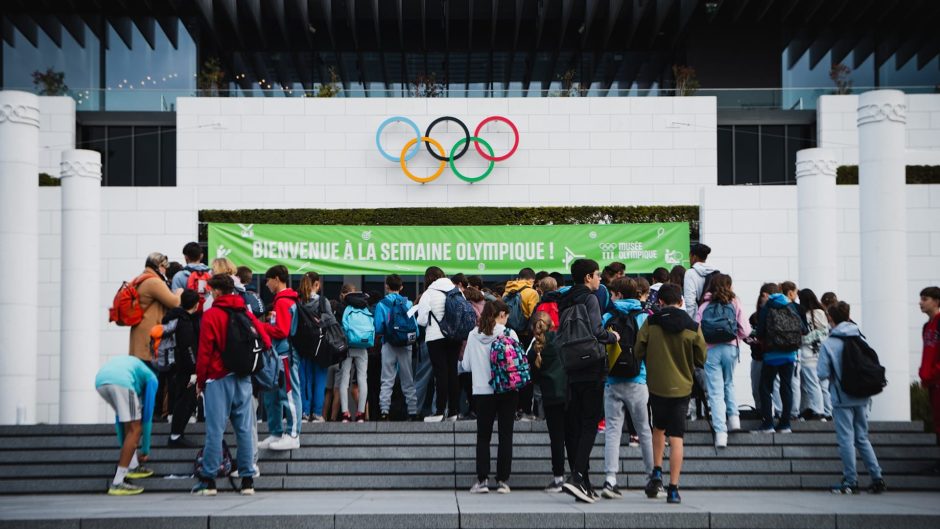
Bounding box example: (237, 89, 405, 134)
(473, 116, 519, 162)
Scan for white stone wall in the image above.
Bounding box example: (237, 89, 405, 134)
(38, 96, 76, 178)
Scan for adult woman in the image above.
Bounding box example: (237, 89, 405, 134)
(798, 288, 832, 420)
(129, 252, 181, 361)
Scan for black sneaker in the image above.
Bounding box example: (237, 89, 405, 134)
(562, 474, 594, 504)
(240, 476, 255, 496)
(544, 477, 564, 493)
(168, 435, 196, 448)
(868, 478, 887, 494)
(831, 480, 860, 494)
(601, 481, 622, 499)
(645, 469, 664, 499)
(409, 414, 420, 422)
(587, 482, 599, 500)
(191, 478, 217, 496)
(666, 484, 681, 504)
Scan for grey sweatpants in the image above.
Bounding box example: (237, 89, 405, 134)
(379, 342, 418, 415)
(604, 381, 654, 482)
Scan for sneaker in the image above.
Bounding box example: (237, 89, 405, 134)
(645, 469, 663, 499)
(587, 483, 599, 500)
(269, 435, 300, 451)
(230, 465, 260, 479)
(496, 481, 511, 494)
(831, 480, 860, 494)
(341, 412, 351, 423)
(446, 414, 459, 422)
(628, 435, 640, 447)
(470, 480, 489, 493)
(302, 414, 311, 423)
(868, 478, 887, 494)
(424, 414, 444, 423)
(191, 478, 217, 496)
(776, 426, 793, 434)
(258, 435, 281, 449)
(380, 412, 389, 421)
(519, 414, 536, 422)
(715, 432, 728, 448)
(752, 424, 776, 434)
(355, 412, 366, 423)
(597, 419, 606, 433)
(126, 466, 154, 479)
(240, 476, 255, 495)
(666, 484, 681, 504)
(108, 481, 144, 496)
(544, 477, 564, 493)
(562, 474, 594, 504)
(311, 414, 326, 423)
(727, 415, 741, 431)
(168, 435, 197, 448)
(601, 481, 623, 499)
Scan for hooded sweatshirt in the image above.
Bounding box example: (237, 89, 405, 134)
(460, 323, 518, 395)
(196, 293, 272, 389)
(162, 306, 199, 375)
(757, 293, 807, 366)
(171, 263, 211, 292)
(411, 277, 457, 342)
(261, 288, 299, 355)
(603, 298, 649, 385)
(557, 284, 619, 383)
(683, 262, 718, 318)
(695, 293, 752, 347)
(504, 279, 540, 319)
(921, 313, 940, 385)
(635, 306, 707, 398)
(817, 321, 872, 407)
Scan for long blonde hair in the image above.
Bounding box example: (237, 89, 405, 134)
(530, 311, 554, 369)
(211, 257, 237, 277)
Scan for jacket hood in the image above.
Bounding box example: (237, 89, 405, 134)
(649, 306, 698, 334)
(473, 323, 507, 345)
(163, 306, 192, 323)
(273, 288, 299, 303)
(504, 279, 534, 293)
(540, 289, 564, 304)
(693, 262, 717, 277)
(829, 321, 861, 338)
(210, 293, 248, 310)
(233, 275, 246, 293)
(558, 284, 593, 312)
(429, 277, 456, 292)
(345, 291, 370, 309)
(184, 263, 210, 272)
(612, 298, 643, 314)
(768, 293, 791, 307)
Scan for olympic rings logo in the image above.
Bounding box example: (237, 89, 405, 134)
(375, 115, 519, 183)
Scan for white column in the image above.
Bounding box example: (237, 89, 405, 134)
(857, 89, 909, 420)
(0, 91, 40, 424)
(795, 148, 839, 293)
(58, 150, 102, 424)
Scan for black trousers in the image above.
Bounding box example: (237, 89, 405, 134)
(459, 372, 475, 415)
(544, 402, 568, 477)
(517, 383, 534, 415)
(427, 339, 460, 417)
(475, 391, 519, 482)
(564, 380, 605, 481)
(367, 349, 381, 419)
(169, 369, 197, 436)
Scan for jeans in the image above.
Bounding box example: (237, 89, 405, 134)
(704, 344, 739, 433)
(544, 402, 567, 477)
(413, 342, 434, 417)
(565, 380, 605, 481)
(427, 339, 460, 417)
(799, 348, 832, 416)
(604, 382, 653, 481)
(299, 357, 328, 416)
(760, 362, 794, 429)
(201, 374, 255, 479)
(833, 405, 882, 484)
(339, 349, 369, 414)
(475, 391, 519, 482)
(380, 342, 418, 414)
(263, 349, 302, 438)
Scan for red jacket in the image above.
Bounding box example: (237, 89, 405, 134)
(261, 288, 299, 353)
(921, 313, 940, 385)
(197, 293, 271, 389)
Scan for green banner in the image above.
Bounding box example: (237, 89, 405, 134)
(208, 222, 690, 276)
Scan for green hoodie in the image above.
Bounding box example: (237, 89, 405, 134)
(635, 306, 707, 398)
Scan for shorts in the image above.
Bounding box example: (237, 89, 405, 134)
(96, 384, 141, 422)
(649, 394, 690, 438)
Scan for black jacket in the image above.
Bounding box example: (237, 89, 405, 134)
(557, 284, 618, 384)
(162, 307, 199, 375)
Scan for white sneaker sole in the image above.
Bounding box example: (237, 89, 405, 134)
(562, 483, 594, 504)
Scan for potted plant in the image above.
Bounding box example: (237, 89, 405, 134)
(32, 68, 68, 96)
(830, 63, 852, 95)
(673, 65, 700, 96)
(197, 57, 226, 96)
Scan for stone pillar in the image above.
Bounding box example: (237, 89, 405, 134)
(0, 91, 40, 424)
(59, 150, 102, 424)
(857, 90, 909, 420)
(795, 148, 839, 293)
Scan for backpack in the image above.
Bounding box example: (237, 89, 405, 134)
(701, 302, 738, 344)
(252, 347, 280, 391)
(697, 270, 721, 304)
(432, 287, 478, 342)
(186, 270, 212, 312)
(343, 306, 375, 348)
(605, 310, 642, 378)
(763, 304, 803, 351)
(838, 335, 887, 398)
(557, 303, 604, 373)
(220, 308, 264, 376)
(291, 300, 323, 359)
(149, 319, 181, 373)
(384, 297, 418, 347)
(194, 440, 234, 479)
(312, 296, 348, 368)
(240, 290, 264, 318)
(504, 287, 532, 334)
(489, 329, 531, 393)
(108, 274, 154, 326)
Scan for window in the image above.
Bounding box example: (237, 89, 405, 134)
(717, 124, 816, 185)
(78, 125, 176, 186)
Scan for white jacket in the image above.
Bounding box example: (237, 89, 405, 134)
(411, 277, 456, 343)
(683, 262, 717, 319)
(460, 323, 517, 396)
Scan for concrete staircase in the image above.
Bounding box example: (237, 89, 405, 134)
(0, 420, 937, 494)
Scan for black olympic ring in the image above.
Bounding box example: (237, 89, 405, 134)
(424, 116, 470, 161)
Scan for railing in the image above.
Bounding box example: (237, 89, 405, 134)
(4, 85, 936, 113)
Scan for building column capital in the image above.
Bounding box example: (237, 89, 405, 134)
(795, 148, 838, 181)
(857, 90, 907, 127)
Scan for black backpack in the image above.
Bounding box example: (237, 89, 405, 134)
(220, 308, 264, 377)
(313, 296, 348, 368)
(291, 300, 322, 359)
(838, 335, 887, 398)
(763, 304, 803, 351)
(557, 303, 604, 373)
(605, 310, 642, 378)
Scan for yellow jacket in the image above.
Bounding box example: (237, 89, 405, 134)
(503, 279, 540, 318)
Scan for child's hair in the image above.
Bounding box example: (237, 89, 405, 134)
(211, 257, 237, 277)
(530, 311, 554, 369)
(464, 285, 484, 303)
(828, 301, 851, 325)
(608, 277, 638, 299)
(298, 272, 321, 302)
(707, 273, 735, 305)
(635, 277, 651, 298)
(478, 299, 509, 336)
(180, 289, 200, 311)
(340, 283, 357, 298)
(537, 276, 557, 294)
(235, 266, 253, 286)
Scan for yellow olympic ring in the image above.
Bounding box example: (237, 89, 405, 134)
(400, 136, 447, 183)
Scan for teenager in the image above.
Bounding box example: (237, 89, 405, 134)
(531, 311, 567, 492)
(683, 243, 716, 319)
(413, 267, 461, 421)
(259, 265, 302, 450)
(798, 288, 832, 420)
(298, 272, 329, 422)
(171, 242, 210, 291)
(339, 286, 372, 422)
(166, 289, 201, 447)
(755, 281, 808, 434)
(919, 286, 940, 449)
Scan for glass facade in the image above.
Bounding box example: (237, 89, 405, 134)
(717, 124, 815, 186)
(78, 125, 176, 187)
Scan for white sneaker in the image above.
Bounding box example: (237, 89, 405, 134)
(424, 415, 444, 423)
(715, 432, 728, 448)
(446, 415, 458, 422)
(470, 480, 489, 493)
(269, 435, 300, 451)
(727, 415, 741, 432)
(496, 481, 511, 494)
(230, 465, 260, 478)
(258, 435, 281, 449)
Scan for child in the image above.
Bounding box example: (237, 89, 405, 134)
(340, 286, 373, 422)
(531, 310, 567, 492)
(461, 299, 520, 494)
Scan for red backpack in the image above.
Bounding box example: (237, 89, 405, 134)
(109, 274, 155, 326)
(186, 269, 212, 312)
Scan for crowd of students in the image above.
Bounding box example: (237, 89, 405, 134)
(94, 241, 940, 502)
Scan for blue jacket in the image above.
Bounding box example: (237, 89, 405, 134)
(817, 321, 871, 408)
(602, 298, 648, 385)
(373, 293, 414, 345)
(757, 293, 808, 366)
(170, 263, 211, 291)
(95, 356, 157, 455)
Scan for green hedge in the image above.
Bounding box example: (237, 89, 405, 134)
(38, 173, 61, 186)
(837, 165, 940, 185)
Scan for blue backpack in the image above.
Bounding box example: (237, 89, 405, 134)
(252, 347, 280, 391)
(383, 297, 418, 347)
(343, 306, 375, 348)
(432, 287, 478, 342)
(701, 302, 738, 344)
(504, 287, 531, 334)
